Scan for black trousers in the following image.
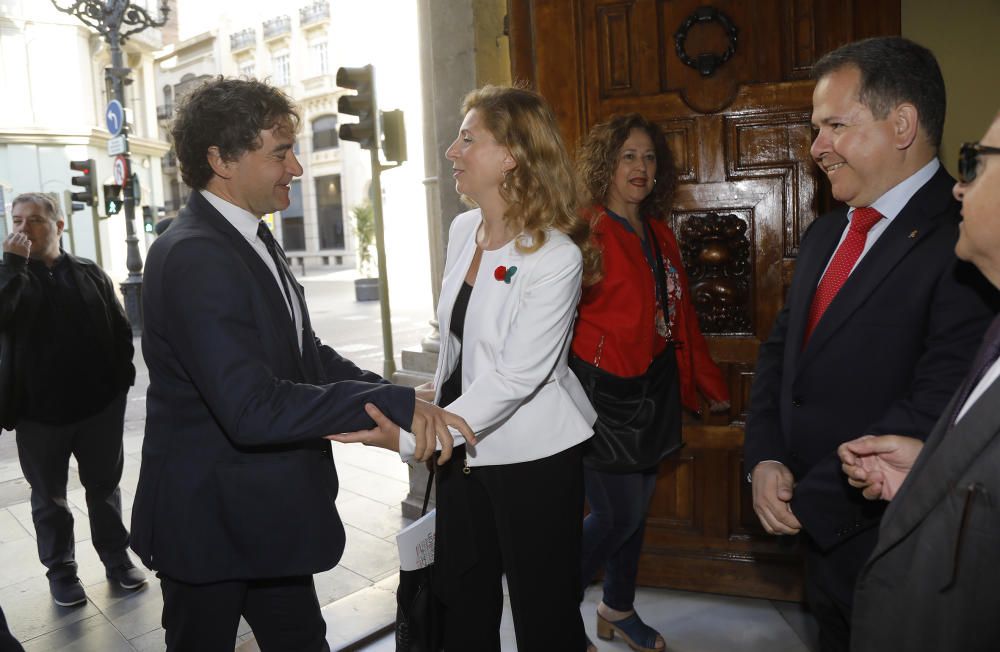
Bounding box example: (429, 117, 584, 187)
(159, 574, 329, 652)
(434, 443, 587, 652)
(15, 392, 129, 579)
(803, 528, 878, 652)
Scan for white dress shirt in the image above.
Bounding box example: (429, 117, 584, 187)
(200, 189, 303, 351)
(956, 358, 1000, 423)
(820, 158, 940, 280)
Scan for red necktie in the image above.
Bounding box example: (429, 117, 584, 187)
(803, 207, 883, 344)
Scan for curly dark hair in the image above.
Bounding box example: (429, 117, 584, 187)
(171, 77, 300, 189)
(576, 113, 676, 221)
(813, 37, 945, 150)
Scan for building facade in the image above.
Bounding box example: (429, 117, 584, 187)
(0, 0, 170, 279)
(155, 0, 368, 267)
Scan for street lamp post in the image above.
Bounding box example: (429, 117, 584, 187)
(51, 0, 171, 336)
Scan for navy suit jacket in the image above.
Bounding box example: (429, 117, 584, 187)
(131, 191, 415, 583)
(744, 167, 997, 600)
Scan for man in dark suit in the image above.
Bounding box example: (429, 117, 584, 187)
(743, 37, 997, 651)
(840, 111, 1000, 652)
(132, 78, 471, 651)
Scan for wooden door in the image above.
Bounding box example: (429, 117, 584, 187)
(510, 0, 900, 600)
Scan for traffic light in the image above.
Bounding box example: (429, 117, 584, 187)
(103, 184, 123, 216)
(380, 110, 407, 164)
(142, 206, 154, 233)
(69, 159, 96, 206)
(64, 190, 85, 215)
(336, 65, 376, 149)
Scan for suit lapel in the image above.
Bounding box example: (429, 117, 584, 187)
(187, 193, 304, 369)
(868, 377, 1000, 562)
(799, 167, 955, 367)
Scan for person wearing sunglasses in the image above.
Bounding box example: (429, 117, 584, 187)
(840, 112, 1000, 652)
(744, 37, 997, 651)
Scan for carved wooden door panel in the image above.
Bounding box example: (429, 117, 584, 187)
(510, 0, 900, 599)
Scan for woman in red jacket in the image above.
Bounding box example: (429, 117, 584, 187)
(572, 114, 729, 652)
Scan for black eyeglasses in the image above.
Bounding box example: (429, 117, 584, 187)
(958, 142, 1000, 184)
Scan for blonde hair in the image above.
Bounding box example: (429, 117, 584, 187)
(461, 85, 601, 284)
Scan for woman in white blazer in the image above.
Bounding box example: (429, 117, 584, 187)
(431, 85, 603, 651)
(337, 86, 600, 650)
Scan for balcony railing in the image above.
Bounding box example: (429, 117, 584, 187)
(156, 104, 174, 121)
(263, 15, 291, 40)
(299, 1, 330, 28)
(162, 152, 177, 170)
(230, 28, 256, 52)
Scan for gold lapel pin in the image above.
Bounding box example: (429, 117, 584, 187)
(908, 230, 918, 239)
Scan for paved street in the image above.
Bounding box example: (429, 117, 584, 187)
(0, 264, 433, 651)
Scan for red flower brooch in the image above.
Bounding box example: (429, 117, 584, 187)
(494, 265, 518, 284)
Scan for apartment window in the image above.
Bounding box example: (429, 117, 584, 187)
(315, 174, 344, 249)
(309, 39, 328, 76)
(281, 180, 306, 251)
(312, 115, 338, 151)
(239, 59, 256, 79)
(271, 51, 290, 87)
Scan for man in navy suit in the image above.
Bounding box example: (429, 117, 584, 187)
(744, 37, 997, 651)
(132, 78, 471, 651)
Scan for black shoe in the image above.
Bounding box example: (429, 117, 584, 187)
(106, 561, 147, 590)
(49, 576, 87, 607)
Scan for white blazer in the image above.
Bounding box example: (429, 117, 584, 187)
(400, 208, 596, 466)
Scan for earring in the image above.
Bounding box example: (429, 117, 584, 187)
(501, 169, 512, 192)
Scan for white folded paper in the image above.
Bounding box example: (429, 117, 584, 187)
(396, 509, 436, 571)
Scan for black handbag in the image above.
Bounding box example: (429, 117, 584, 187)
(395, 467, 444, 651)
(570, 347, 682, 473)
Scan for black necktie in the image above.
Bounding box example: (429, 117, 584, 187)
(256, 221, 297, 320)
(952, 314, 1000, 423)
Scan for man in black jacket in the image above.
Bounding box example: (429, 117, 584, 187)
(0, 192, 144, 607)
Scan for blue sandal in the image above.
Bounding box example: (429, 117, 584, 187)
(596, 611, 663, 652)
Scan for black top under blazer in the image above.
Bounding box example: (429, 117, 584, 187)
(131, 191, 415, 583)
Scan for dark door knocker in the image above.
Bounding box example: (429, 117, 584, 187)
(674, 6, 739, 77)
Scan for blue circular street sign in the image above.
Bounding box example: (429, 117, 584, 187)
(106, 100, 125, 136)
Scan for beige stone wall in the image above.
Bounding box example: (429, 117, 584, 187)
(473, 0, 512, 87)
(903, 0, 1000, 176)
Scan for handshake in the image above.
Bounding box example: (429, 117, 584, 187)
(327, 388, 475, 465)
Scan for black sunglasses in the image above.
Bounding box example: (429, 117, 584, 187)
(958, 142, 1000, 184)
